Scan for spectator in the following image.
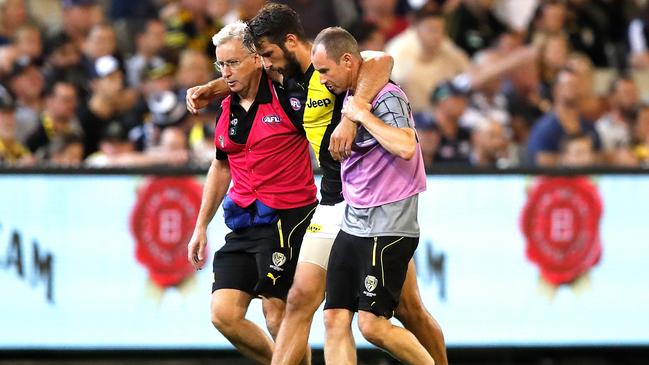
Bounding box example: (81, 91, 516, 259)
(124, 58, 177, 151)
(78, 55, 137, 156)
(85, 119, 188, 167)
(3, 56, 44, 142)
(538, 34, 571, 101)
(470, 119, 514, 167)
(43, 133, 84, 166)
(527, 67, 601, 166)
(460, 50, 511, 131)
(0, 0, 27, 45)
(108, 0, 159, 55)
(0, 85, 31, 164)
(503, 57, 548, 164)
(566, 52, 605, 122)
(12, 24, 44, 63)
(386, 8, 470, 113)
(359, 0, 409, 42)
(25, 81, 82, 155)
(557, 133, 597, 167)
(175, 49, 213, 93)
(416, 80, 472, 167)
(595, 75, 638, 164)
(161, 0, 220, 55)
(447, 0, 508, 57)
(41, 33, 86, 96)
(81, 23, 120, 80)
(125, 18, 167, 88)
(50, 0, 103, 50)
(347, 19, 386, 51)
(529, 0, 567, 45)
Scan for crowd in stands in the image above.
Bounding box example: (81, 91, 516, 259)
(2, 0, 649, 169)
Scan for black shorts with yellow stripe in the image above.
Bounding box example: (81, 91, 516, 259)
(324, 230, 418, 318)
(212, 201, 317, 299)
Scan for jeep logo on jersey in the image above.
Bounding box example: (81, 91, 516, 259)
(263, 115, 281, 125)
(272, 252, 286, 267)
(289, 97, 301, 111)
(364, 275, 377, 292)
(306, 97, 332, 108)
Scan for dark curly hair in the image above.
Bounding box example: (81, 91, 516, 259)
(246, 3, 306, 49)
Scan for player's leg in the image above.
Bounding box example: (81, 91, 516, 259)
(271, 203, 342, 365)
(323, 308, 356, 365)
(322, 230, 360, 365)
(251, 201, 318, 365)
(395, 259, 448, 365)
(211, 229, 278, 364)
(270, 260, 326, 365)
(358, 310, 434, 365)
(262, 296, 287, 340)
(211, 288, 274, 364)
(357, 236, 433, 364)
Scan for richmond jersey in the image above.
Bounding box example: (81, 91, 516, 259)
(283, 64, 344, 205)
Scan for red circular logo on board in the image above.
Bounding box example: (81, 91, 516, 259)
(520, 177, 603, 286)
(130, 177, 203, 287)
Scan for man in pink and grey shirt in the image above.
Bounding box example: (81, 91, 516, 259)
(311, 27, 433, 365)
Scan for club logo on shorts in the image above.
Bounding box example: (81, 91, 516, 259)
(364, 275, 378, 293)
(289, 97, 301, 111)
(218, 135, 224, 148)
(272, 252, 286, 267)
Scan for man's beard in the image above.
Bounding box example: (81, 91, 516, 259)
(279, 46, 302, 79)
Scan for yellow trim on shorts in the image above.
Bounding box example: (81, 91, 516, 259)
(277, 219, 284, 248)
(372, 237, 378, 266)
(380, 237, 405, 286)
(287, 205, 318, 258)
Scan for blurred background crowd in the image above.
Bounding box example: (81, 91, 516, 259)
(2, 0, 649, 169)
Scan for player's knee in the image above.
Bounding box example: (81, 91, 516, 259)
(211, 306, 239, 336)
(264, 309, 284, 339)
(394, 296, 428, 324)
(323, 310, 347, 335)
(357, 314, 386, 347)
(286, 283, 321, 314)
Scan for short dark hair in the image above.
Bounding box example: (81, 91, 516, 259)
(312, 27, 361, 63)
(247, 3, 306, 49)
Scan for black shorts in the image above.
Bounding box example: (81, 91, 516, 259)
(212, 201, 317, 299)
(324, 230, 418, 318)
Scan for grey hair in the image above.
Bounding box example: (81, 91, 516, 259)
(211, 21, 256, 53)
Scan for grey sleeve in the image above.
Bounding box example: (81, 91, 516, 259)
(371, 91, 414, 129)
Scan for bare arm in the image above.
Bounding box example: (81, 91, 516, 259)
(343, 96, 416, 160)
(185, 78, 231, 114)
(466, 45, 539, 90)
(329, 52, 394, 160)
(187, 158, 231, 269)
(356, 51, 394, 107)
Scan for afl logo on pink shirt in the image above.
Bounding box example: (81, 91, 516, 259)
(263, 115, 281, 125)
